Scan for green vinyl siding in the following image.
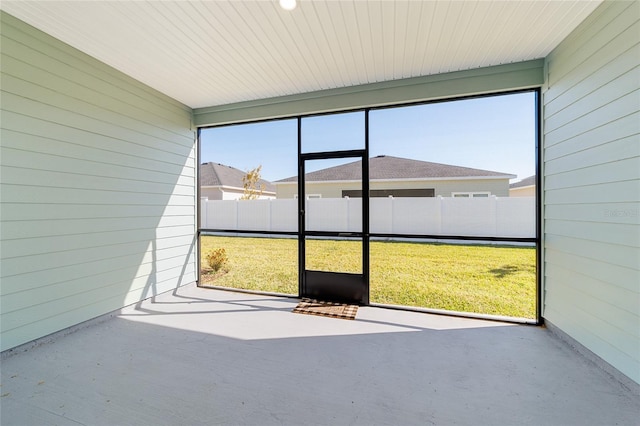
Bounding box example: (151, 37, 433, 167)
(0, 11, 196, 351)
(542, 0, 640, 384)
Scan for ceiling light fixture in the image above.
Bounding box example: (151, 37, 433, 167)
(279, 0, 297, 11)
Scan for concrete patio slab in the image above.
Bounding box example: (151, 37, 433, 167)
(1, 283, 638, 425)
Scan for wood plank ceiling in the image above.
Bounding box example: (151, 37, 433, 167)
(1, 1, 602, 109)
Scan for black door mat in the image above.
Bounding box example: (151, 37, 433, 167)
(292, 298, 358, 320)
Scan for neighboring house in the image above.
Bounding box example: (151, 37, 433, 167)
(509, 175, 536, 197)
(275, 155, 516, 198)
(200, 162, 276, 200)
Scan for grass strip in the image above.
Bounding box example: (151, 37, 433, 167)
(200, 236, 536, 318)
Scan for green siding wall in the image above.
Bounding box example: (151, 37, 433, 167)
(0, 12, 196, 351)
(542, 1, 640, 384)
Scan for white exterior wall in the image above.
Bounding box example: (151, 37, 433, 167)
(510, 186, 536, 197)
(200, 187, 275, 201)
(0, 12, 196, 351)
(200, 187, 224, 200)
(542, 1, 640, 384)
(221, 189, 245, 200)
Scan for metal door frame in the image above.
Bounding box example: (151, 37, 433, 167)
(297, 116, 370, 305)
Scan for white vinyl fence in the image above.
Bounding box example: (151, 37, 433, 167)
(201, 196, 536, 238)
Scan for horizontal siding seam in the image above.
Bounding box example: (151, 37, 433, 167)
(544, 287, 639, 358)
(0, 182, 195, 200)
(0, 223, 196, 242)
(0, 267, 197, 334)
(544, 201, 639, 207)
(544, 234, 639, 268)
(1, 252, 196, 305)
(542, 112, 640, 153)
(1, 237, 196, 255)
(544, 154, 640, 176)
(544, 217, 640, 228)
(544, 262, 640, 306)
(0, 165, 196, 193)
(544, 231, 640, 251)
(543, 305, 640, 375)
(2, 166, 195, 196)
(0, 251, 195, 294)
(1, 126, 195, 165)
(2, 201, 195, 207)
(1, 116, 196, 168)
(544, 110, 640, 148)
(544, 60, 640, 124)
(545, 1, 635, 87)
(1, 53, 194, 140)
(545, 1, 626, 60)
(544, 134, 640, 163)
(543, 176, 640, 190)
(544, 170, 640, 187)
(545, 29, 639, 106)
(543, 248, 639, 277)
(0, 228, 195, 248)
(544, 90, 640, 140)
(544, 42, 640, 117)
(1, 265, 197, 303)
(1, 236, 195, 278)
(543, 217, 640, 227)
(1, 214, 195, 223)
(2, 89, 194, 151)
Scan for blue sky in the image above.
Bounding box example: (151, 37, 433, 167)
(200, 91, 536, 183)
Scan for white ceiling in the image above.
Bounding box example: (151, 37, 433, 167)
(1, 0, 602, 109)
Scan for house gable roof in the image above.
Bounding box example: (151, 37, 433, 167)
(200, 162, 275, 192)
(276, 155, 515, 183)
(510, 175, 536, 188)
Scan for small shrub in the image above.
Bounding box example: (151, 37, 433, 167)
(205, 248, 229, 272)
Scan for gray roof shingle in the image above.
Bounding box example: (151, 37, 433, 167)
(200, 162, 275, 192)
(276, 155, 515, 183)
(510, 175, 536, 188)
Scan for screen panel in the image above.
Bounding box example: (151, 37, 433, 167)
(301, 111, 365, 154)
(199, 119, 298, 294)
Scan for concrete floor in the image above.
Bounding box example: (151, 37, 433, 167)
(1, 284, 638, 426)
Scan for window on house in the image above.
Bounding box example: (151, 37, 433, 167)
(342, 188, 435, 198)
(452, 192, 491, 198)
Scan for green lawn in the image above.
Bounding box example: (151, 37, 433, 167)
(200, 235, 536, 318)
